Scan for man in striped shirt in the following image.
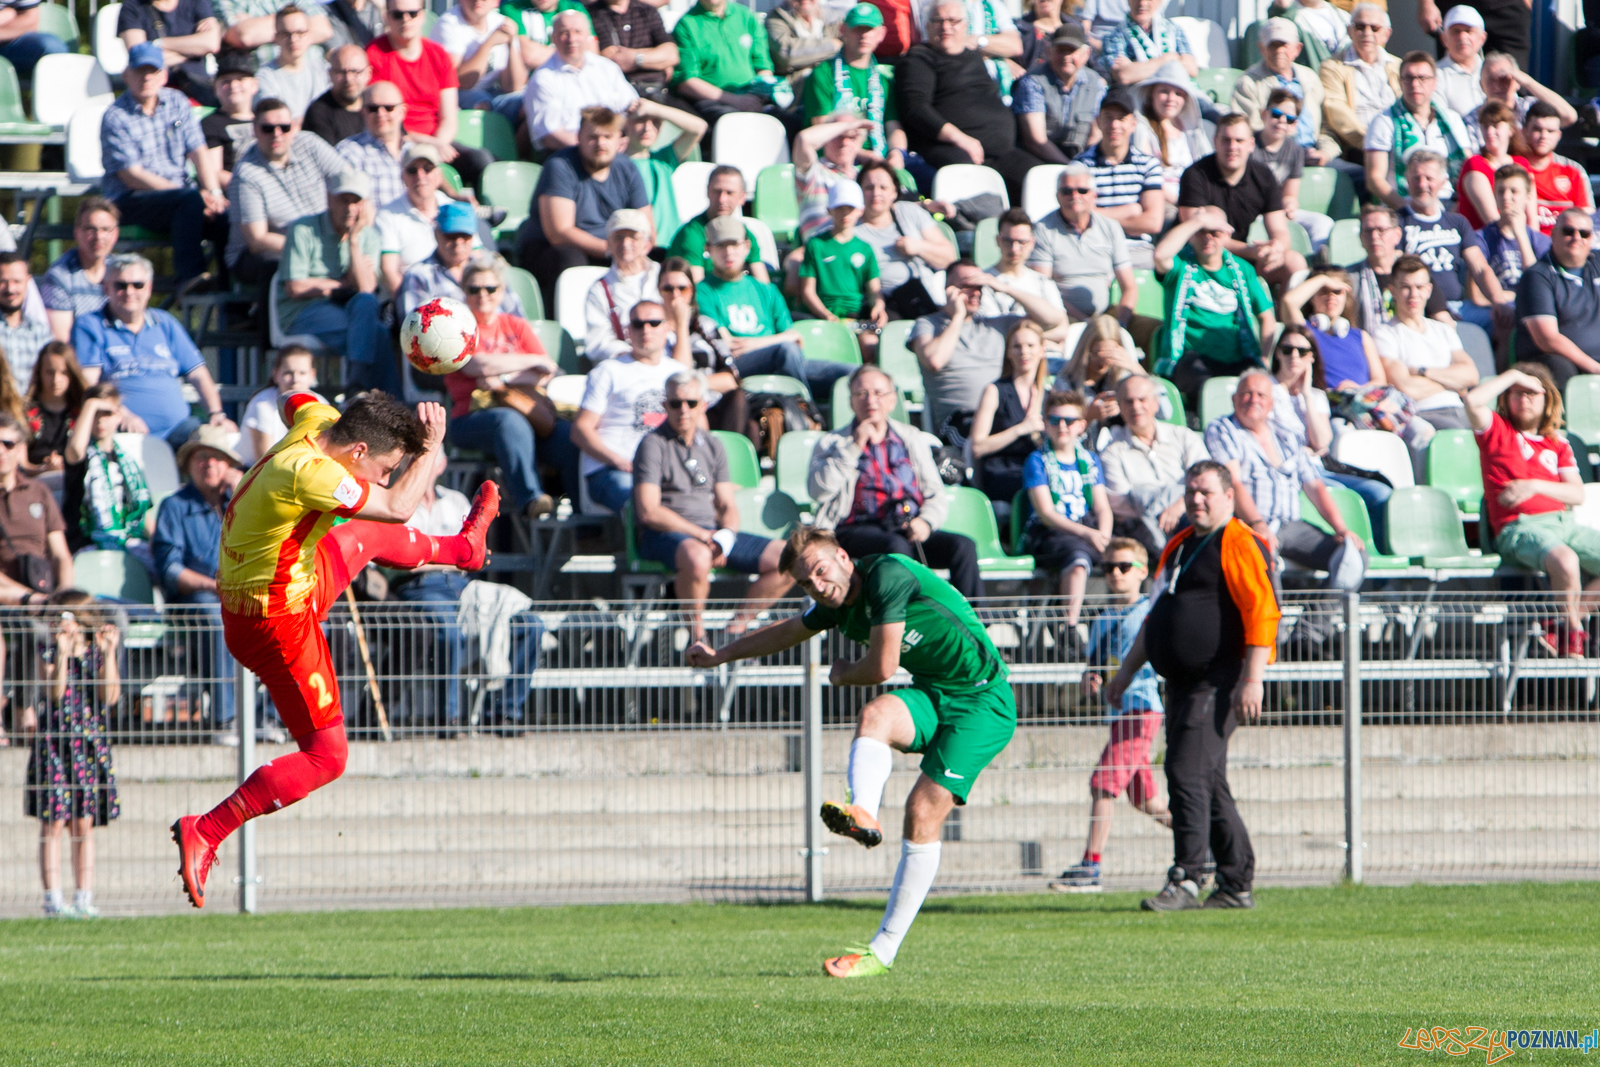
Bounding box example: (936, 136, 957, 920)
(225, 97, 347, 284)
(1075, 93, 1164, 268)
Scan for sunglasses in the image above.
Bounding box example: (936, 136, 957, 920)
(257, 123, 292, 134)
(1059, 186, 1094, 196)
(1102, 560, 1142, 574)
(630, 318, 665, 329)
(0, 438, 20, 450)
(659, 282, 691, 292)
(465, 284, 499, 295)
(683, 456, 708, 486)
(1351, 21, 1383, 29)
(1268, 108, 1298, 122)
(387, 7, 424, 17)
(1046, 414, 1082, 426)
(404, 163, 436, 174)
(1278, 343, 1314, 357)
(1561, 227, 1594, 239)
(665, 398, 701, 410)
(365, 103, 399, 113)
(112, 280, 147, 291)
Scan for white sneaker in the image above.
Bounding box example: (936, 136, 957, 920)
(213, 731, 240, 747)
(258, 725, 288, 744)
(69, 903, 99, 919)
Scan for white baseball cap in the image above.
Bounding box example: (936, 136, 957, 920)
(1443, 5, 1485, 30)
(828, 179, 864, 211)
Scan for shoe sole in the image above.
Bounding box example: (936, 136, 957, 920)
(1048, 881, 1102, 893)
(819, 803, 882, 848)
(1203, 896, 1256, 909)
(170, 819, 205, 909)
(1140, 897, 1202, 912)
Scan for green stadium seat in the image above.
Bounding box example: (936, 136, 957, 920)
(754, 164, 799, 246)
(735, 486, 801, 539)
(831, 375, 907, 428)
(1426, 429, 1484, 518)
(1384, 485, 1500, 570)
(1156, 376, 1185, 426)
(1199, 375, 1238, 428)
(775, 429, 824, 508)
(943, 486, 1035, 579)
(1297, 167, 1359, 221)
(714, 430, 761, 488)
(877, 319, 923, 404)
(1009, 488, 1031, 552)
(793, 318, 862, 366)
(37, 3, 78, 51)
(456, 109, 517, 161)
(1326, 218, 1362, 267)
(482, 161, 541, 247)
(1108, 268, 1164, 319)
(621, 503, 671, 576)
(1248, 216, 1312, 256)
(74, 549, 158, 603)
(0, 57, 52, 139)
(1299, 487, 1409, 566)
(935, 219, 958, 258)
(530, 318, 581, 374)
(507, 266, 546, 321)
(973, 216, 999, 270)
(439, 162, 463, 193)
(1193, 66, 1244, 104)
(1565, 375, 1600, 444)
(741, 374, 811, 400)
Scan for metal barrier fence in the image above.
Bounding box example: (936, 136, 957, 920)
(0, 591, 1596, 917)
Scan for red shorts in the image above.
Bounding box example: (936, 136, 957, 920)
(1089, 708, 1163, 806)
(221, 540, 353, 738)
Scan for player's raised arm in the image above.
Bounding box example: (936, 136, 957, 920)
(352, 402, 450, 522)
(829, 623, 904, 686)
(686, 615, 818, 668)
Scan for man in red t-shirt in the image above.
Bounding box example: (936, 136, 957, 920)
(368, 0, 494, 190)
(1468, 362, 1600, 655)
(1521, 102, 1594, 235)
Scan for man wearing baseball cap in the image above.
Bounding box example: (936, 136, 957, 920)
(100, 42, 230, 287)
(584, 209, 661, 361)
(1419, 0, 1527, 70)
(801, 2, 906, 169)
(1014, 22, 1106, 164)
(279, 170, 397, 394)
(1435, 6, 1488, 118)
(399, 200, 515, 317)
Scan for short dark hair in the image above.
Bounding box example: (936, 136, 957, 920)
(273, 344, 315, 372)
(1186, 459, 1232, 492)
(1265, 87, 1299, 112)
(75, 196, 120, 226)
(1400, 49, 1437, 72)
(580, 106, 624, 131)
(997, 207, 1032, 231)
(779, 526, 842, 575)
(707, 164, 744, 189)
(85, 379, 121, 404)
(254, 97, 292, 119)
(324, 390, 426, 456)
(1523, 100, 1561, 127)
(1214, 113, 1253, 136)
(0, 251, 28, 272)
(1391, 254, 1431, 282)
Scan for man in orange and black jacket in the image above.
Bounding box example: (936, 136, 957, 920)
(1107, 459, 1279, 912)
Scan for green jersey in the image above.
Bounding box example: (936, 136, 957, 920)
(636, 146, 684, 249)
(500, 0, 589, 41)
(696, 272, 791, 337)
(802, 554, 1008, 695)
(1163, 255, 1273, 366)
(667, 212, 763, 273)
(801, 57, 897, 155)
(672, 1, 771, 91)
(799, 232, 880, 316)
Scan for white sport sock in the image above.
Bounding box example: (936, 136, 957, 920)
(73, 889, 93, 909)
(867, 839, 942, 966)
(43, 888, 62, 911)
(847, 737, 894, 818)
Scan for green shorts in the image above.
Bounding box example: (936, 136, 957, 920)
(892, 681, 1018, 804)
(1495, 511, 1600, 575)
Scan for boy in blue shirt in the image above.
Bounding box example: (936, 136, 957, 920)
(1022, 390, 1113, 628)
(1050, 536, 1172, 892)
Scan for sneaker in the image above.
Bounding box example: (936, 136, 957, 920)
(457, 481, 501, 571)
(1204, 886, 1255, 909)
(823, 945, 891, 978)
(68, 903, 99, 919)
(819, 801, 882, 848)
(1048, 860, 1101, 893)
(1536, 619, 1563, 656)
(42, 902, 68, 918)
(1140, 867, 1202, 912)
(524, 494, 555, 521)
(212, 730, 240, 747)
(1567, 628, 1588, 659)
(171, 816, 218, 909)
(258, 725, 288, 745)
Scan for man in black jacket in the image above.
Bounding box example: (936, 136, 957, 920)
(896, 0, 1038, 204)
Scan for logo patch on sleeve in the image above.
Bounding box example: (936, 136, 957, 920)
(332, 476, 363, 509)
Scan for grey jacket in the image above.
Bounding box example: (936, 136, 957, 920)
(765, 3, 841, 77)
(808, 418, 951, 532)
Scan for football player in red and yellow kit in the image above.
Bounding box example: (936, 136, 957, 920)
(170, 390, 500, 907)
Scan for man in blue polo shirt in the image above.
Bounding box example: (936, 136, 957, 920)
(71, 254, 235, 448)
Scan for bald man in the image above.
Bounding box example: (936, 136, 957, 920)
(304, 44, 373, 145)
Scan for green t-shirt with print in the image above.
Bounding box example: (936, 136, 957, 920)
(799, 231, 880, 316)
(500, 0, 589, 41)
(667, 212, 763, 272)
(1163, 255, 1273, 365)
(696, 271, 790, 337)
(802, 57, 899, 125)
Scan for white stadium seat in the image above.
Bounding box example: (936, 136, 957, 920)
(65, 95, 115, 184)
(1170, 15, 1228, 69)
(741, 214, 778, 270)
(94, 4, 128, 76)
(33, 54, 111, 127)
(1334, 429, 1415, 490)
(670, 161, 718, 224)
(115, 433, 180, 507)
(267, 269, 331, 355)
(711, 112, 790, 194)
(932, 164, 1009, 208)
(1022, 164, 1066, 221)
(554, 265, 608, 354)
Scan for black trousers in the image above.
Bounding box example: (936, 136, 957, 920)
(835, 521, 984, 599)
(448, 144, 494, 193)
(1441, 0, 1529, 68)
(912, 142, 1039, 209)
(1164, 664, 1256, 892)
(516, 233, 607, 313)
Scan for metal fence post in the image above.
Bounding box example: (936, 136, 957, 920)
(236, 662, 259, 914)
(1342, 591, 1363, 885)
(801, 632, 824, 902)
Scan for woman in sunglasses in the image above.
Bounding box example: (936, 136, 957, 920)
(659, 257, 744, 433)
(970, 320, 1051, 519)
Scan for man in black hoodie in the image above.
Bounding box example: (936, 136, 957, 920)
(896, 0, 1037, 204)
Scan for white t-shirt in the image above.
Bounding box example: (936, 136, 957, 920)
(584, 262, 661, 363)
(406, 485, 472, 537)
(255, 57, 330, 119)
(1270, 381, 1332, 447)
(1132, 120, 1195, 200)
(377, 190, 481, 269)
(979, 265, 1065, 320)
(1364, 109, 1462, 200)
(577, 354, 683, 475)
(1372, 319, 1465, 411)
(431, 7, 512, 84)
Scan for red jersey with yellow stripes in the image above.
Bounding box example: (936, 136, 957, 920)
(218, 394, 370, 618)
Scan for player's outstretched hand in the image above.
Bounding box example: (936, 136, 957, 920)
(416, 402, 448, 453)
(685, 641, 720, 668)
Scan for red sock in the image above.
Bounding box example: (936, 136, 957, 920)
(1087, 852, 1101, 865)
(194, 725, 349, 847)
(323, 519, 476, 576)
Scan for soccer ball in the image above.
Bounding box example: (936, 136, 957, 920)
(401, 296, 478, 375)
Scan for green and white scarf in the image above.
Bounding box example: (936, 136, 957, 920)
(1387, 99, 1469, 197)
(82, 439, 151, 550)
(1033, 444, 1095, 527)
(832, 56, 888, 156)
(1156, 246, 1263, 377)
(1122, 14, 1177, 63)
(977, 0, 1013, 104)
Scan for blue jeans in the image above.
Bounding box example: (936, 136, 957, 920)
(394, 571, 543, 726)
(1324, 469, 1392, 554)
(1447, 299, 1495, 335)
(114, 188, 211, 282)
(733, 341, 853, 400)
(460, 87, 524, 126)
(291, 293, 397, 395)
(447, 410, 579, 511)
(585, 467, 633, 514)
(0, 32, 66, 78)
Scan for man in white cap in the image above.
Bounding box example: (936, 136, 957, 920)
(585, 208, 662, 361)
(1232, 19, 1338, 168)
(278, 170, 395, 393)
(1418, 0, 1528, 69)
(1435, 6, 1488, 119)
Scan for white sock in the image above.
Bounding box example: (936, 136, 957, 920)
(43, 888, 62, 911)
(847, 737, 894, 818)
(73, 890, 93, 909)
(867, 839, 941, 966)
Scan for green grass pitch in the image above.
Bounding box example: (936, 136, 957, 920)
(3, 883, 1597, 1065)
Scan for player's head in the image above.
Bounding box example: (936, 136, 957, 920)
(1183, 460, 1235, 534)
(781, 527, 855, 608)
(1102, 537, 1147, 596)
(323, 390, 427, 484)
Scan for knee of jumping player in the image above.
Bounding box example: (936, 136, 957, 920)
(301, 725, 349, 788)
(903, 775, 956, 843)
(856, 693, 914, 747)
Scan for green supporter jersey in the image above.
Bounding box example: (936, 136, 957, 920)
(667, 212, 763, 272)
(501, 0, 589, 40)
(799, 232, 879, 316)
(637, 146, 683, 249)
(801, 58, 898, 125)
(1163, 255, 1273, 365)
(802, 554, 1008, 695)
(672, 1, 770, 90)
(696, 272, 790, 337)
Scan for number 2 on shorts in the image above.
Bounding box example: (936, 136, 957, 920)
(307, 671, 333, 709)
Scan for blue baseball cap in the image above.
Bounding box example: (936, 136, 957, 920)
(436, 200, 478, 236)
(126, 42, 166, 70)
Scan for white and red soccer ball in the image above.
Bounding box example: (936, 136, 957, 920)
(402, 296, 478, 375)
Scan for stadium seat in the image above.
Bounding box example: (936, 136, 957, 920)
(1325, 218, 1361, 266)
(438, 162, 464, 194)
(1109, 268, 1163, 319)
(1247, 217, 1312, 257)
(1021, 164, 1065, 221)
(1198, 375, 1237, 429)
(743, 214, 779, 270)
(94, 3, 127, 75)
(1296, 167, 1359, 221)
(793, 318, 861, 366)
(1454, 321, 1496, 381)
(671, 160, 718, 222)
(0, 57, 51, 143)
(942, 486, 1036, 579)
(456, 109, 517, 161)
(876, 319, 923, 406)
(481, 161, 541, 245)
(973, 215, 999, 270)
(1334, 428, 1415, 489)
(932, 163, 1009, 208)
(774, 428, 824, 507)
(267, 268, 331, 356)
(740, 373, 810, 399)
(115, 433, 180, 508)
(504, 265, 545, 321)
(1567, 375, 1600, 445)
(1299, 486, 1409, 565)
(714, 430, 761, 488)
(530, 319, 581, 374)
(545, 373, 587, 416)
(1574, 483, 1600, 531)
(1170, 16, 1227, 69)
(753, 163, 798, 246)
(554, 265, 607, 353)
(711, 112, 789, 194)
(1193, 67, 1244, 105)
(31, 54, 110, 128)
(830, 375, 907, 428)
(735, 485, 801, 539)
(620, 503, 671, 577)
(1155, 376, 1185, 426)
(934, 219, 958, 262)
(1426, 429, 1483, 518)
(37, 2, 78, 52)
(1385, 485, 1500, 570)
(74, 549, 159, 604)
